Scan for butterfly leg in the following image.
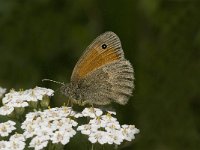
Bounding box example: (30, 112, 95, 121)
(67, 98, 76, 116)
(90, 104, 99, 118)
(66, 98, 70, 107)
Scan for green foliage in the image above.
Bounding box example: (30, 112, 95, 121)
(0, 0, 200, 149)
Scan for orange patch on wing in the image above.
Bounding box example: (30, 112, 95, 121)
(72, 48, 121, 80)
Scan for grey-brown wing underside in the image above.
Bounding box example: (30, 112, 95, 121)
(78, 59, 134, 105)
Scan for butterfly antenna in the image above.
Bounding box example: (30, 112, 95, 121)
(42, 79, 65, 86)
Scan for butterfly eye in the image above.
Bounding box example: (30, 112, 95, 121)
(101, 44, 107, 49)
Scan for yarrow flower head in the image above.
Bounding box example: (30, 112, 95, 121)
(0, 120, 16, 137)
(0, 105, 14, 116)
(82, 107, 103, 118)
(0, 133, 26, 150)
(9, 133, 26, 142)
(8, 133, 26, 150)
(29, 136, 48, 150)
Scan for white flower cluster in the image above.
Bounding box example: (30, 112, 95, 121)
(0, 120, 16, 137)
(0, 87, 6, 98)
(77, 108, 140, 145)
(0, 87, 54, 116)
(0, 106, 139, 149)
(21, 107, 79, 150)
(0, 133, 26, 150)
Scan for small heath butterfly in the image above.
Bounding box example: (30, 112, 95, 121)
(58, 31, 134, 106)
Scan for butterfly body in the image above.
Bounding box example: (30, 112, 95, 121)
(61, 32, 134, 106)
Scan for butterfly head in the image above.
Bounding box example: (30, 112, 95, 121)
(60, 83, 71, 97)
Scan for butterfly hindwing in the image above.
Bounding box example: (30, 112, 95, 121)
(77, 60, 134, 105)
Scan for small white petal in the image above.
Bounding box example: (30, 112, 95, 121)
(107, 110, 116, 115)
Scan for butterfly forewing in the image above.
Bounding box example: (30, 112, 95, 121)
(71, 32, 124, 81)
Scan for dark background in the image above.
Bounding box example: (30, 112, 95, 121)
(0, 0, 200, 150)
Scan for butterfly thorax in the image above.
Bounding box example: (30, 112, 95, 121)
(60, 82, 82, 102)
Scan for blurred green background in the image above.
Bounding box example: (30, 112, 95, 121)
(0, 0, 200, 149)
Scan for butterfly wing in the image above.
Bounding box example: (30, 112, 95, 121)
(71, 31, 124, 82)
(78, 60, 134, 105)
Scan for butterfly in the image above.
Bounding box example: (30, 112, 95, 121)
(60, 31, 134, 106)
